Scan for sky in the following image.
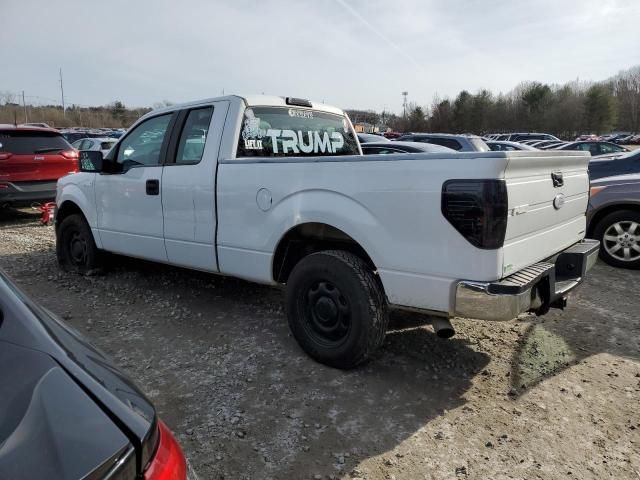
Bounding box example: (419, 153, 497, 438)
(1, 0, 639, 114)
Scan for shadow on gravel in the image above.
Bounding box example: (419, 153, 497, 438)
(509, 262, 640, 396)
(0, 207, 40, 223)
(0, 248, 489, 479)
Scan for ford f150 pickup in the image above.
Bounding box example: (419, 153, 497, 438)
(55, 95, 599, 369)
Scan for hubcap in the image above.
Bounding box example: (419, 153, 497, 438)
(69, 231, 88, 266)
(303, 281, 351, 346)
(603, 221, 640, 262)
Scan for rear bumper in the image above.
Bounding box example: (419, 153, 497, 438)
(0, 181, 57, 206)
(454, 239, 600, 321)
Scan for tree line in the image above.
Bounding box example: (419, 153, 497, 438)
(347, 65, 640, 138)
(0, 96, 162, 128)
(2, 65, 639, 136)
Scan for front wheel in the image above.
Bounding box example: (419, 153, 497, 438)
(593, 209, 640, 269)
(285, 250, 389, 369)
(56, 214, 103, 274)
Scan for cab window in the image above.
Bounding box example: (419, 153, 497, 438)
(175, 107, 214, 164)
(115, 114, 172, 170)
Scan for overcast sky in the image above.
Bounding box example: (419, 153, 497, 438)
(2, 0, 639, 113)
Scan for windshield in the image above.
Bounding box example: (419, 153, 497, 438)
(236, 107, 360, 158)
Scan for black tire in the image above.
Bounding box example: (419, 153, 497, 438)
(592, 209, 640, 269)
(56, 214, 103, 274)
(285, 250, 388, 369)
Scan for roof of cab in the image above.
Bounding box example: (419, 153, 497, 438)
(145, 94, 345, 118)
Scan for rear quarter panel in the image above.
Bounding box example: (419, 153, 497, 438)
(216, 153, 511, 312)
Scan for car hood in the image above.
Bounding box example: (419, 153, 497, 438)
(0, 340, 133, 479)
(0, 272, 157, 471)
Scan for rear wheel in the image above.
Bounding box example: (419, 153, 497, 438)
(56, 214, 103, 274)
(285, 250, 388, 369)
(593, 209, 640, 269)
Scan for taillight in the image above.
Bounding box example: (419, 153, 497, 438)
(144, 420, 187, 480)
(60, 150, 79, 160)
(0, 153, 12, 160)
(441, 179, 508, 249)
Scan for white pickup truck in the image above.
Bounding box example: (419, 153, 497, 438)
(56, 95, 599, 369)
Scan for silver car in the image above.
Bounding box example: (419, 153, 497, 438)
(587, 172, 640, 269)
(71, 137, 117, 156)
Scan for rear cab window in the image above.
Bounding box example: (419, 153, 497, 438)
(0, 130, 71, 154)
(236, 107, 359, 158)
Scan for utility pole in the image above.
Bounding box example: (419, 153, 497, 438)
(402, 91, 408, 131)
(22, 91, 27, 123)
(402, 92, 408, 119)
(59, 68, 66, 118)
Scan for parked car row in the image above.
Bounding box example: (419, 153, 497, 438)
(60, 127, 125, 144)
(577, 133, 640, 144)
(487, 131, 639, 145)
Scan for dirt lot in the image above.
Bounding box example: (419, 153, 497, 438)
(0, 209, 638, 480)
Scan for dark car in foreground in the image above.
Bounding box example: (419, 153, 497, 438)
(588, 173, 640, 269)
(361, 141, 455, 155)
(589, 149, 640, 180)
(0, 271, 192, 479)
(0, 125, 78, 206)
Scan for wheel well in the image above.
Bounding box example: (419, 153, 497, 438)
(588, 204, 640, 237)
(272, 223, 376, 283)
(55, 201, 85, 232)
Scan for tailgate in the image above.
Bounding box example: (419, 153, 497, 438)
(501, 151, 590, 276)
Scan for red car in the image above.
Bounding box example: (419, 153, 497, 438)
(0, 125, 78, 206)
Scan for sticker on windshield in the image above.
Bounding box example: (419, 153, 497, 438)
(241, 109, 265, 150)
(266, 129, 344, 154)
(288, 108, 313, 119)
(237, 107, 359, 157)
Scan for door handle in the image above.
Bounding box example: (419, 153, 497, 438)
(146, 179, 160, 195)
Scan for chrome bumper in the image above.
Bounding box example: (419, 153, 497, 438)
(454, 239, 600, 321)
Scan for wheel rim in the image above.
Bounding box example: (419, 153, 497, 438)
(302, 280, 351, 347)
(68, 230, 88, 266)
(603, 220, 640, 262)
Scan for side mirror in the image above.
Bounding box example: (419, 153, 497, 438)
(79, 150, 103, 173)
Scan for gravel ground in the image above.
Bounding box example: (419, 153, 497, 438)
(0, 208, 639, 480)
